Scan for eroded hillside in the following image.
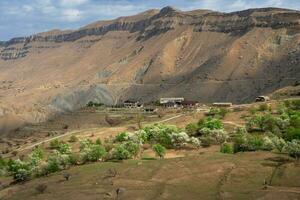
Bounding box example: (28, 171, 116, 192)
(0, 7, 300, 133)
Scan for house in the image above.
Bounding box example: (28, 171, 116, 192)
(123, 100, 143, 109)
(181, 100, 199, 108)
(160, 97, 184, 108)
(143, 107, 157, 112)
(212, 102, 233, 107)
(255, 96, 270, 102)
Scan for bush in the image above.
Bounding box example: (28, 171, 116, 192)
(185, 123, 198, 136)
(7, 159, 31, 182)
(114, 132, 130, 143)
(95, 138, 102, 145)
(112, 145, 131, 160)
(258, 103, 270, 112)
(87, 101, 104, 107)
(122, 142, 140, 158)
(200, 136, 215, 148)
(233, 135, 247, 153)
(68, 136, 78, 143)
(49, 139, 61, 149)
(284, 128, 300, 141)
(28, 147, 44, 166)
(271, 136, 287, 153)
(284, 100, 300, 110)
(208, 108, 229, 118)
(220, 143, 234, 154)
(68, 154, 79, 165)
(199, 128, 229, 144)
(246, 114, 288, 134)
(57, 143, 72, 154)
(46, 151, 71, 173)
(262, 136, 275, 151)
(189, 137, 201, 148)
(139, 124, 179, 148)
(246, 135, 264, 151)
(80, 144, 107, 162)
(153, 144, 166, 158)
(79, 139, 93, 151)
(170, 132, 190, 148)
(198, 117, 223, 131)
(284, 140, 300, 160)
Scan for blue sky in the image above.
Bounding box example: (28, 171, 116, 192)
(0, 0, 299, 40)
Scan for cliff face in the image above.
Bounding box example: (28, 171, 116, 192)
(1, 7, 299, 60)
(0, 7, 300, 133)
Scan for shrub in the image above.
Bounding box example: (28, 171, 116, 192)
(79, 139, 93, 151)
(249, 107, 257, 115)
(246, 135, 264, 151)
(246, 114, 288, 134)
(122, 142, 140, 158)
(87, 101, 104, 107)
(95, 138, 102, 145)
(208, 108, 229, 118)
(140, 124, 179, 148)
(189, 137, 201, 148)
(49, 139, 61, 149)
(262, 136, 275, 151)
(0, 158, 7, 175)
(271, 136, 287, 153)
(258, 103, 269, 112)
(28, 147, 44, 166)
(68, 154, 79, 165)
(112, 145, 131, 160)
(284, 100, 300, 110)
(284, 128, 300, 141)
(68, 136, 78, 143)
(233, 133, 248, 153)
(46, 151, 71, 173)
(170, 132, 190, 148)
(80, 144, 107, 162)
(284, 140, 300, 160)
(185, 123, 198, 136)
(114, 132, 130, 143)
(57, 143, 72, 154)
(153, 144, 166, 159)
(200, 136, 215, 148)
(7, 159, 31, 182)
(220, 143, 234, 154)
(198, 117, 223, 131)
(199, 128, 229, 144)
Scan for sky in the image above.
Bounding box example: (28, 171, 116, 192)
(0, 0, 299, 41)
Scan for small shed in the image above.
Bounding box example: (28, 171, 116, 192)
(124, 100, 143, 109)
(182, 100, 199, 108)
(255, 96, 270, 102)
(160, 97, 184, 108)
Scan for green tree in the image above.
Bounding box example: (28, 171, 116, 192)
(153, 144, 166, 159)
(185, 123, 198, 136)
(220, 143, 234, 154)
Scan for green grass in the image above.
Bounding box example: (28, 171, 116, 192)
(2, 150, 300, 200)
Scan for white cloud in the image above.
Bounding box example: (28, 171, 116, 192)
(230, 0, 249, 10)
(22, 5, 34, 12)
(60, 0, 89, 6)
(61, 9, 83, 22)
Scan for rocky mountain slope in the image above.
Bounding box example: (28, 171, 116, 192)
(0, 6, 300, 133)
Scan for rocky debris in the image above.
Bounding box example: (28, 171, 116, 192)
(116, 188, 126, 199)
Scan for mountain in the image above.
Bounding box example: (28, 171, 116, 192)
(0, 6, 300, 133)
